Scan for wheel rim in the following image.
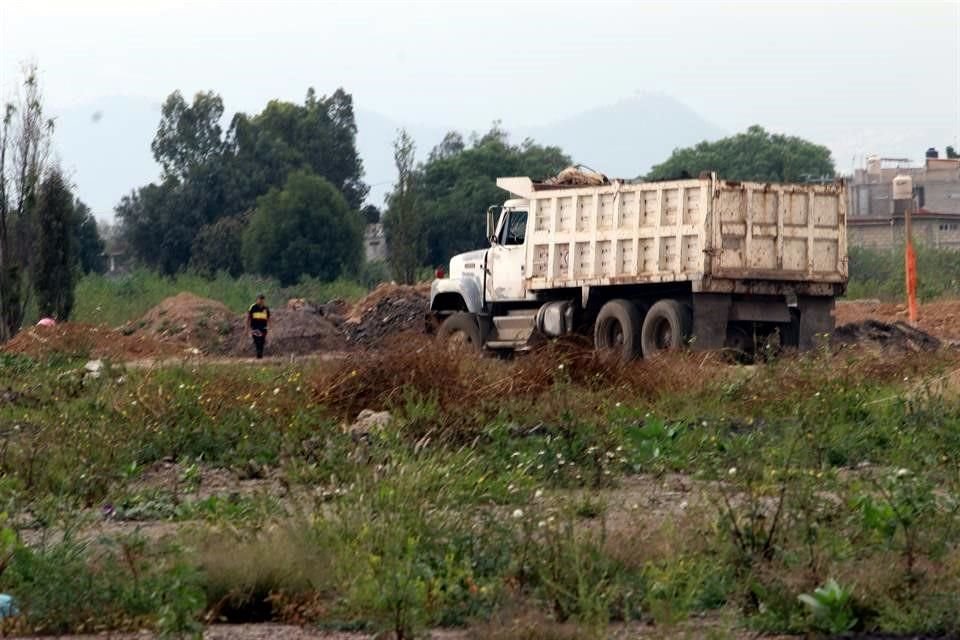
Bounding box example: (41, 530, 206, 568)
(446, 329, 472, 351)
(603, 319, 625, 349)
(652, 317, 673, 350)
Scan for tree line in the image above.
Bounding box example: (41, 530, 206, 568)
(2, 61, 853, 341)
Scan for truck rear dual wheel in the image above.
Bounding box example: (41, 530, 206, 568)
(641, 299, 692, 357)
(437, 312, 481, 351)
(594, 299, 643, 361)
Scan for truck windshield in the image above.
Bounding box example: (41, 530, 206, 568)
(500, 210, 528, 246)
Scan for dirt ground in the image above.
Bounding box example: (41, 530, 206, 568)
(4, 293, 957, 363)
(835, 299, 960, 342)
(2, 323, 181, 360)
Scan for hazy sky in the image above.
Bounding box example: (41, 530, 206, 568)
(2, 0, 959, 201)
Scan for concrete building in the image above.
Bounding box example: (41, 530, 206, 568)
(364, 223, 388, 262)
(847, 151, 960, 250)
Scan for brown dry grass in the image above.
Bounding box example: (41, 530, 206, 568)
(311, 334, 727, 422)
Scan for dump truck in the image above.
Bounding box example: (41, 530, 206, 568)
(429, 172, 847, 359)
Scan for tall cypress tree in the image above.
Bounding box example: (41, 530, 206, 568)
(34, 169, 75, 321)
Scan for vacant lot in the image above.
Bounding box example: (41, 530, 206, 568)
(1, 297, 959, 638)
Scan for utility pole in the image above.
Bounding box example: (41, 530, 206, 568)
(893, 175, 918, 325)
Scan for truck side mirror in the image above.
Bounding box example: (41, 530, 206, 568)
(486, 205, 500, 242)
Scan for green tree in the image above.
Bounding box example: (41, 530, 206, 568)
(72, 198, 105, 274)
(225, 87, 368, 211)
(243, 170, 363, 285)
(33, 169, 75, 320)
(119, 87, 367, 275)
(383, 130, 424, 284)
(645, 125, 835, 183)
(0, 63, 55, 340)
(418, 125, 570, 266)
(361, 204, 381, 225)
(189, 213, 247, 277)
(151, 90, 225, 180)
(946, 146, 959, 160)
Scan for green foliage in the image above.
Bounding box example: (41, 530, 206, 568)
(797, 579, 857, 634)
(151, 90, 225, 180)
(119, 87, 367, 275)
(227, 88, 368, 211)
(243, 171, 364, 285)
(418, 126, 570, 266)
(189, 213, 247, 277)
(1, 533, 204, 635)
(71, 199, 105, 275)
(72, 268, 367, 327)
(646, 125, 835, 183)
(1, 63, 55, 340)
(33, 169, 75, 321)
(847, 245, 960, 301)
(384, 129, 425, 284)
(530, 515, 642, 629)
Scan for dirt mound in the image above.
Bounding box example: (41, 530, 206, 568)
(836, 300, 960, 342)
(130, 293, 237, 354)
(225, 308, 346, 357)
(342, 282, 430, 346)
(832, 319, 941, 352)
(2, 323, 178, 360)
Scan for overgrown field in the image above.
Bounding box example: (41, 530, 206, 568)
(847, 246, 960, 302)
(1, 340, 959, 638)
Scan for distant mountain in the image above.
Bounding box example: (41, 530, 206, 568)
(518, 94, 726, 179)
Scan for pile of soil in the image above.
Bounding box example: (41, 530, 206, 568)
(129, 293, 237, 354)
(224, 308, 346, 357)
(2, 323, 178, 360)
(836, 300, 960, 342)
(342, 282, 430, 346)
(832, 319, 941, 352)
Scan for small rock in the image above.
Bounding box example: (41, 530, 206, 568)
(84, 359, 103, 378)
(346, 409, 392, 439)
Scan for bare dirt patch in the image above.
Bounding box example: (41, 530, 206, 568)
(1, 323, 180, 360)
(836, 299, 960, 342)
(127, 292, 237, 354)
(224, 308, 346, 358)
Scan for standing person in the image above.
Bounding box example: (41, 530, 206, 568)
(247, 294, 270, 359)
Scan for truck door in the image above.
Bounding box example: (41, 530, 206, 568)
(487, 209, 528, 301)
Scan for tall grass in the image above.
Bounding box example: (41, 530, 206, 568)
(72, 269, 369, 327)
(847, 246, 960, 301)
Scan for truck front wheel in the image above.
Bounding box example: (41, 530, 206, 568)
(641, 299, 692, 357)
(437, 313, 482, 352)
(594, 299, 642, 361)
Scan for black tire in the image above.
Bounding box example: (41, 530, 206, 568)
(641, 299, 692, 357)
(593, 299, 642, 361)
(437, 313, 482, 351)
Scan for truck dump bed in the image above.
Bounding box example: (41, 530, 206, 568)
(497, 175, 847, 295)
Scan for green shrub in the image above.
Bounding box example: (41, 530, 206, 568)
(0, 533, 204, 636)
(847, 245, 960, 301)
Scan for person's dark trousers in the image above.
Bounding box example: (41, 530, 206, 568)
(253, 333, 266, 359)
